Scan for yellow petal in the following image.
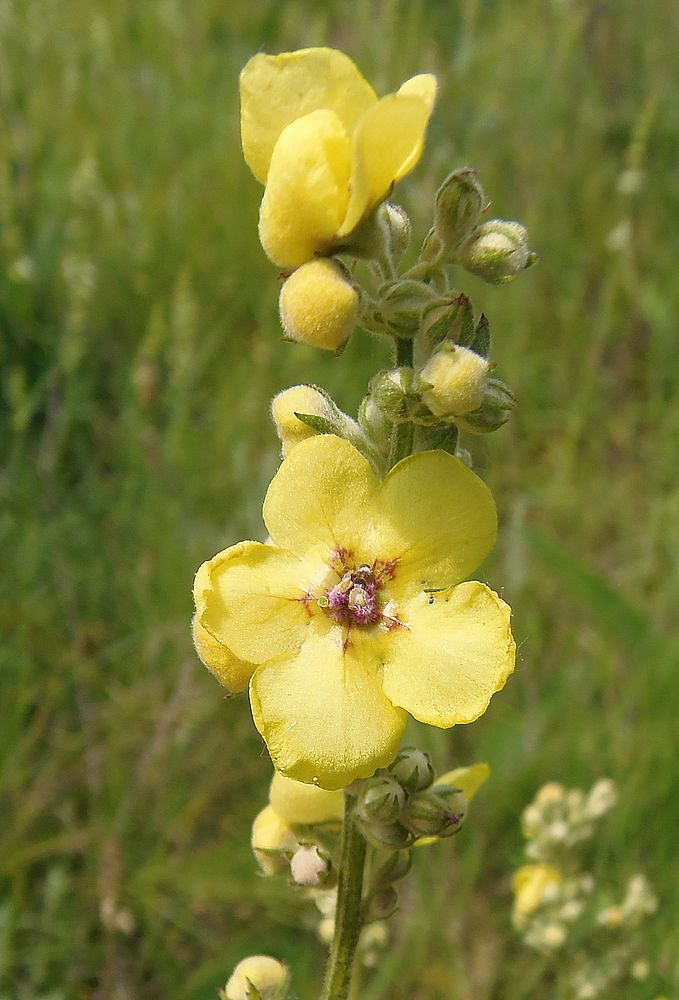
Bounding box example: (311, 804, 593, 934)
(340, 91, 434, 236)
(382, 582, 515, 727)
(258, 110, 351, 268)
(194, 542, 313, 664)
(269, 772, 344, 825)
(191, 613, 254, 693)
(240, 48, 377, 184)
(397, 73, 438, 112)
(263, 435, 380, 562)
(435, 762, 491, 801)
(250, 624, 407, 790)
(376, 450, 497, 594)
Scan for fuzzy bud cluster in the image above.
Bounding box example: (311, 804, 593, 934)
(221, 956, 288, 1000)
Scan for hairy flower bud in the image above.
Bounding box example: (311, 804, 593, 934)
(271, 385, 336, 456)
(357, 819, 413, 851)
(357, 774, 407, 825)
(420, 346, 489, 418)
(290, 844, 332, 887)
(420, 293, 475, 349)
(370, 849, 412, 888)
(368, 367, 433, 425)
(251, 806, 298, 876)
(383, 203, 412, 264)
(378, 278, 437, 338)
(366, 886, 399, 921)
(433, 168, 486, 254)
(388, 748, 434, 791)
(222, 955, 288, 1000)
(402, 786, 466, 838)
(461, 219, 533, 284)
(279, 259, 358, 352)
(456, 377, 515, 434)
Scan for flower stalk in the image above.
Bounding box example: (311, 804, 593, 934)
(321, 793, 368, 1000)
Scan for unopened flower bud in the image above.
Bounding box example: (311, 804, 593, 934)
(420, 293, 475, 349)
(389, 748, 434, 791)
(366, 886, 399, 921)
(357, 819, 413, 851)
(290, 845, 332, 887)
(357, 775, 407, 825)
(379, 278, 437, 338)
(461, 219, 534, 284)
(279, 259, 358, 352)
(251, 806, 298, 876)
(368, 368, 432, 425)
(271, 385, 334, 457)
(370, 849, 412, 888)
(222, 955, 288, 1000)
(402, 786, 466, 839)
(420, 346, 489, 419)
(456, 377, 515, 434)
(433, 168, 486, 254)
(383, 203, 412, 264)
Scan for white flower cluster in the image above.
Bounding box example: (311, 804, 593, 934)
(522, 778, 618, 859)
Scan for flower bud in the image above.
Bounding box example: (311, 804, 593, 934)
(402, 786, 466, 839)
(222, 955, 288, 1000)
(357, 774, 407, 825)
(388, 748, 434, 792)
(433, 168, 486, 254)
(357, 819, 413, 851)
(250, 806, 298, 876)
(378, 278, 437, 338)
(279, 259, 358, 352)
(269, 771, 343, 826)
(420, 346, 489, 419)
(270, 385, 335, 457)
(370, 849, 412, 888)
(366, 886, 399, 921)
(460, 219, 533, 284)
(368, 368, 433, 425)
(420, 293, 475, 349)
(383, 203, 412, 264)
(456, 377, 515, 434)
(290, 845, 332, 887)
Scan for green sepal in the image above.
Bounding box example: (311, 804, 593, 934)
(469, 314, 491, 358)
(421, 423, 459, 456)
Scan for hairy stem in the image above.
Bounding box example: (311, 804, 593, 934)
(389, 338, 414, 467)
(321, 793, 367, 1000)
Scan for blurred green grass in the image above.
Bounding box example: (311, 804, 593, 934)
(2, 0, 679, 996)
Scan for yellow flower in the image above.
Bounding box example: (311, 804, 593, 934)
(194, 435, 514, 790)
(512, 864, 562, 927)
(240, 48, 437, 268)
(279, 259, 359, 352)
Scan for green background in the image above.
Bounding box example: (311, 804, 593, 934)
(2, 0, 678, 996)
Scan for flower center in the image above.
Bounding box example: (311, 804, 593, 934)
(325, 565, 381, 627)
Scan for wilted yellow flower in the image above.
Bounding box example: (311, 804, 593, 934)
(240, 48, 437, 267)
(512, 864, 562, 926)
(194, 435, 514, 789)
(279, 259, 359, 352)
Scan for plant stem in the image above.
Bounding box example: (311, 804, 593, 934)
(321, 793, 367, 1000)
(389, 338, 414, 467)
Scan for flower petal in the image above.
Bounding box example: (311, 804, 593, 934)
(339, 90, 434, 236)
(191, 613, 255, 693)
(258, 110, 352, 268)
(397, 73, 438, 112)
(376, 450, 497, 593)
(194, 542, 313, 664)
(269, 772, 344, 825)
(240, 48, 377, 184)
(382, 582, 515, 727)
(250, 623, 407, 790)
(435, 762, 491, 801)
(263, 435, 380, 562)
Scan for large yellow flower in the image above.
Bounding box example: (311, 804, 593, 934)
(240, 48, 437, 268)
(194, 436, 514, 790)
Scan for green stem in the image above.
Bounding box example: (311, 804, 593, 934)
(389, 338, 414, 467)
(321, 793, 367, 1000)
